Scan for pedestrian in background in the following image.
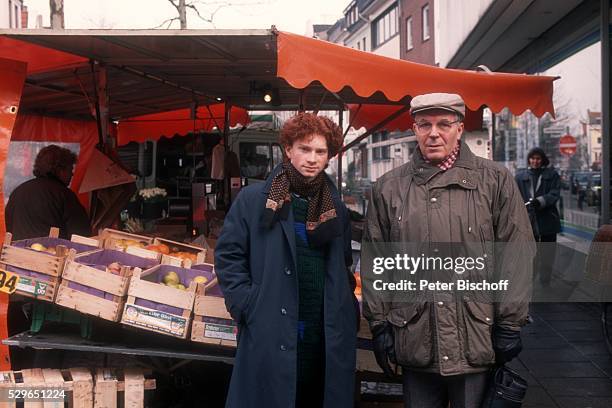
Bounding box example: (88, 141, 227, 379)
(515, 147, 561, 286)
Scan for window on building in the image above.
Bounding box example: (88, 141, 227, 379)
(362, 37, 367, 51)
(372, 4, 399, 49)
(357, 42, 361, 50)
(372, 132, 391, 161)
(346, 4, 358, 27)
(406, 16, 413, 50)
(422, 4, 430, 41)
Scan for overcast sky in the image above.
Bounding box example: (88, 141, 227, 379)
(24, 0, 346, 34)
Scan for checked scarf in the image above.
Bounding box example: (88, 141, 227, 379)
(262, 162, 341, 247)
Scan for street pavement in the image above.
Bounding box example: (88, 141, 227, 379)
(512, 302, 612, 408)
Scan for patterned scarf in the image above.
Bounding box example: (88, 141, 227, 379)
(262, 162, 340, 247)
(424, 142, 461, 171)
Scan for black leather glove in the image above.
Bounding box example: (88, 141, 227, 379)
(493, 326, 523, 364)
(527, 198, 541, 210)
(371, 322, 396, 377)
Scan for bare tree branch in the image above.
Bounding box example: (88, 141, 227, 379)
(156, 0, 274, 29)
(151, 16, 180, 29)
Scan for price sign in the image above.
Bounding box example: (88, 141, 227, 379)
(0, 269, 18, 295)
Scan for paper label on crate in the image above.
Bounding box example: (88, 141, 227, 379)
(204, 322, 237, 341)
(124, 304, 187, 337)
(16, 277, 47, 296)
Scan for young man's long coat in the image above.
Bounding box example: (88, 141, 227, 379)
(215, 165, 357, 408)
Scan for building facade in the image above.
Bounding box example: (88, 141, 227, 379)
(399, 0, 435, 64)
(1, 0, 24, 28)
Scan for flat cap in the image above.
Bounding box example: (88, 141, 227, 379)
(410, 93, 465, 117)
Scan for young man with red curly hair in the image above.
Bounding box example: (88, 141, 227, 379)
(215, 113, 357, 408)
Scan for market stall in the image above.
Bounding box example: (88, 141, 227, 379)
(0, 28, 557, 405)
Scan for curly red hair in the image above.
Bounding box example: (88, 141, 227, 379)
(279, 113, 343, 158)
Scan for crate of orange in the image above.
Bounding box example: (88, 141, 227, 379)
(142, 238, 206, 268)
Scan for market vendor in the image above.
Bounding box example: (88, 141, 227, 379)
(5, 144, 91, 240)
(215, 113, 357, 408)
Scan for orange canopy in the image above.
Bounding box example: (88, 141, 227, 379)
(348, 104, 484, 133)
(277, 31, 555, 117)
(116, 104, 251, 146)
(0, 37, 87, 74)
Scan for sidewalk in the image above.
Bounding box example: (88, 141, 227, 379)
(512, 302, 612, 408)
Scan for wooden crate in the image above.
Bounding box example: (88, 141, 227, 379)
(191, 282, 236, 347)
(93, 368, 155, 408)
(55, 249, 159, 322)
(121, 265, 197, 339)
(0, 229, 98, 302)
(0, 367, 93, 408)
(99, 229, 153, 252)
(151, 238, 206, 268)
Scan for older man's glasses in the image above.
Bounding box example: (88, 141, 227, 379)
(415, 119, 461, 134)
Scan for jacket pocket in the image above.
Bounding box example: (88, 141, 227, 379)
(387, 303, 433, 368)
(243, 283, 260, 325)
(462, 299, 495, 366)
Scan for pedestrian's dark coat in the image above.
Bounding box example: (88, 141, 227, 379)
(5, 176, 91, 240)
(515, 166, 561, 236)
(215, 165, 357, 408)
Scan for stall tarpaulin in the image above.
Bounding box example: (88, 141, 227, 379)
(0, 57, 26, 371)
(0, 58, 26, 244)
(116, 104, 251, 146)
(0, 36, 87, 74)
(10, 114, 98, 208)
(276, 31, 555, 117)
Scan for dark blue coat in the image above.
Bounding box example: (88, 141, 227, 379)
(215, 166, 357, 408)
(515, 166, 562, 236)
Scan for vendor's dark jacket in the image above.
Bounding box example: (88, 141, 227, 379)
(5, 176, 91, 240)
(515, 166, 561, 236)
(215, 165, 357, 408)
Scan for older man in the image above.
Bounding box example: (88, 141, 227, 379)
(362, 93, 535, 408)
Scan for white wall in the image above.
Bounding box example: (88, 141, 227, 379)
(0, 0, 22, 28)
(435, 0, 492, 67)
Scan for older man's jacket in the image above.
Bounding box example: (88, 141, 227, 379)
(362, 140, 535, 375)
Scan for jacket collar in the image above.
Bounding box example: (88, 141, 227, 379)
(411, 139, 477, 185)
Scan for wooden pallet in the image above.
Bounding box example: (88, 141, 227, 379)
(93, 368, 155, 408)
(0, 367, 93, 408)
(98, 229, 152, 252)
(191, 285, 237, 347)
(55, 251, 138, 322)
(121, 267, 196, 339)
(0, 229, 85, 302)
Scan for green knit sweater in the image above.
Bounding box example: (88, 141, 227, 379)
(292, 195, 326, 404)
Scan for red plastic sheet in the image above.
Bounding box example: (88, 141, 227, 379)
(117, 104, 251, 146)
(0, 37, 87, 74)
(348, 104, 484, 132)
(0, 57, 26, 371)
(11, 115, 99, 208)
(277, 31, 555, 117)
